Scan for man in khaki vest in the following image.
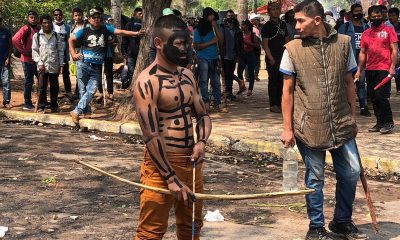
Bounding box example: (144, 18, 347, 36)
(279, 1, 368, 240)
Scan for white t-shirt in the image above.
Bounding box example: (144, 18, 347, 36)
(279, 45, 357, 76)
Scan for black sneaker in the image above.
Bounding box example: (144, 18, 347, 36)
(306, 227, 333, 240)
(379, 123, 394, 134)
(22, 104, 34, 110)
(360, 108, 371, 117)
(368, 123, 383, 132)
(328, 220, 369, 240)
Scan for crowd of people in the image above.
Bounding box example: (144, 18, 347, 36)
(0, 0, 399, 239)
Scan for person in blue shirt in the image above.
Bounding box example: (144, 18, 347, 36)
(0, 16, 12, 108)
(338, 3, 371, 117)
(68, 8, 139, 125)
(193, 7, 224, 111)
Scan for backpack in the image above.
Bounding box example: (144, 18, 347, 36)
(13, 25, 31, 58)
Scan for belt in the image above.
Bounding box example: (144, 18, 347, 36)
(83, 61, 102, 68)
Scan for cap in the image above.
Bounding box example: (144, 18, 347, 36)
(89, 9, 102, 17)
(249, 13, 261, 20)
(107, 17, 114, 21)
(162, 8, 174, 16)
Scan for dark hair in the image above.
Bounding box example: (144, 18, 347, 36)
(285, 9, 294, 21)
(226, 9, 235, 15)
(368, 5, 382, 16)
(268, 1, 280, 7)
(173, 9, 182, 17)
(153, 14, 188, 39)
(40, 14, 52, 23)
(28, 10, 38, 16)
(134, 7, 143, 13)
(379, 5, 388, 11)
(95, 6, 104, 14)
(339, 9, 347, 16)
(53, 9, 63, 14)
(351, 3, 362, 13)
(293, 0, 324, 18)
(388, 7, 400, 16)
(72, 7, 83, 14)
(241, 19, 253, 31)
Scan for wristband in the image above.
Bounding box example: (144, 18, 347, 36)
(163, 170, 176, 181)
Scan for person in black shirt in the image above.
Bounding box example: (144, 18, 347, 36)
(261, 1, 289, 113)
(122, 7, 145, 89)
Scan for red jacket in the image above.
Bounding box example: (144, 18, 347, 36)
(12, 25, 39, 63)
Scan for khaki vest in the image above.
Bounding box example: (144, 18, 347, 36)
(285, 27, 356, 150)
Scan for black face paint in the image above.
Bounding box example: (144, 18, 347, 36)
(163, 29, 190, 67)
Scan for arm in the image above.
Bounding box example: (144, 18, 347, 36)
(133, 75, 195, 204)
(212, 21, 224, 45)
(31, 33, 41, 66)
(5, 30, 12, 66)
(345, 72, 357, 120)
(355, 47, 366, 80)
(193, 28, 218, 51)
(68, 34, 82, 61)
(12, 26, 31, 56)
(280, 75, 295, 148)
(189, 70, 212, 163)
(114, 28, 143, 37)
(262, 38, 275, 65)
(389, 42, 398, 76)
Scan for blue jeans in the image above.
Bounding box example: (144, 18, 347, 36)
(21, 61, 37, 106)
(0, 64, 11, 105)
(125, 57, 137, 89)
(74, 62, 100, 115)
(238, 51, 256, 91)
(197, 58, 221, 105)
(296, 138, 361, 229)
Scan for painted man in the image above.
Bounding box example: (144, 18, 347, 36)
(133, 15, 211, 240)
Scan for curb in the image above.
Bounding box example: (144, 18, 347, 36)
(1, 109, 399, 175)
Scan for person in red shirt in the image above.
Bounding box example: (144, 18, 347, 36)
(356, 5, 398, 134)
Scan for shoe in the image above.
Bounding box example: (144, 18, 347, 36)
(368, 123, 383, 132)
(22, 104, 34, 110)
(107, 94, 114, 101)
(236, 79, 247, 95)
(95, 94, 104, 104)
(379, 123, 394, 134)
(305, 227, 333, 240)
(328, 220, 369, 240)
(50, 108, 60, 113)
(65, 92, 74, 98)
(212, 105, 228, 113)
(227, 94, 236, 101)
(37, 108, 45, 113)
(360, 108, 371, 117)
(270, 105, 282, 113)
(247, 90, 253, 96)
(3, 103, 12, 109)
(70, 111, 80, 124)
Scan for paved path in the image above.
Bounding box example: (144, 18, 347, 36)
(3, 59, 400, 174)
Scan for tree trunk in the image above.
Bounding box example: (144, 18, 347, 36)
(182, 0, 188, 16)
(114, 0, 172, 121)
(111, 0, 122, 52)
(237, 0, 248, 23)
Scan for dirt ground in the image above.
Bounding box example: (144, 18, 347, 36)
(1, 120, 400, 240)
